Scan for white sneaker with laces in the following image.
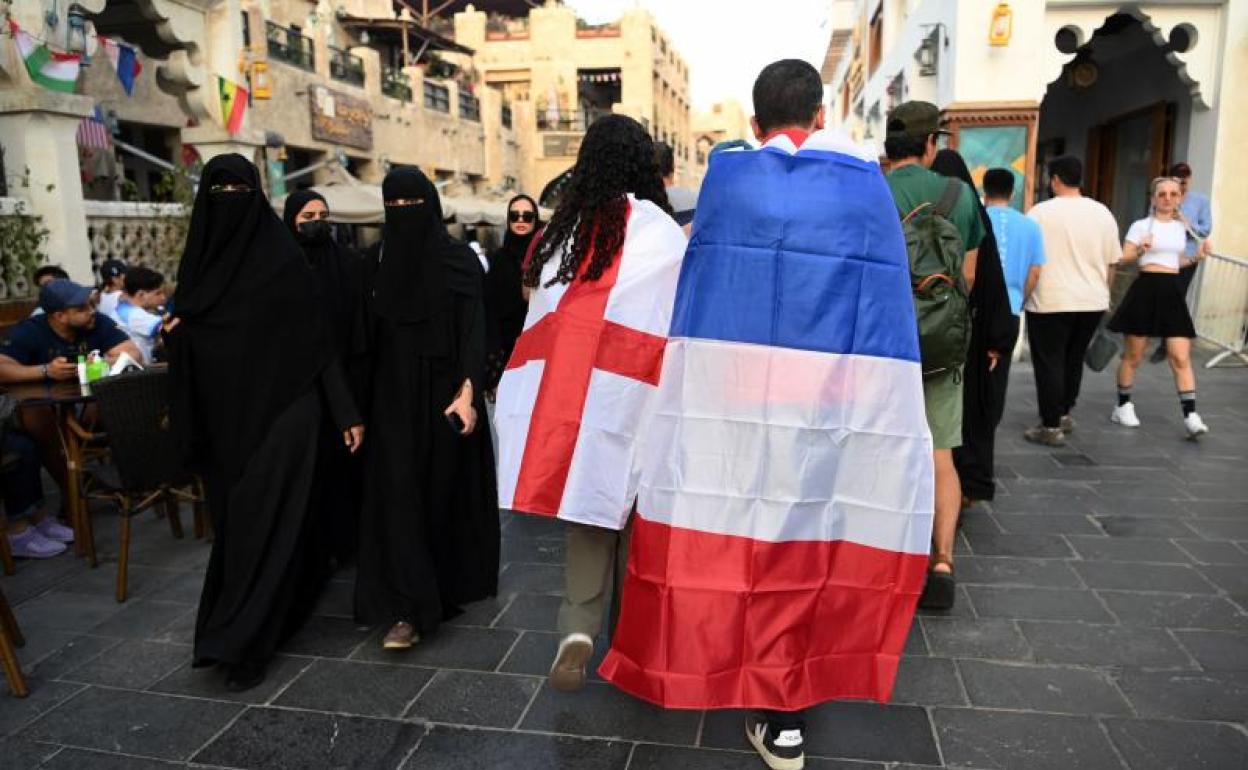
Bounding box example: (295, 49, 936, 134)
(8, 529, 67, 559)
(36, 517, 75, 543)
(745, 713, 805, 770)
(1110, 402, 1140, 427)
(1184, 412, 1209, 438)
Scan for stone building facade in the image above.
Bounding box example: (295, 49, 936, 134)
(452, 2, 695, 198)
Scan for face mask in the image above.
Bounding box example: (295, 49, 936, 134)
(297, 219, 332, 244)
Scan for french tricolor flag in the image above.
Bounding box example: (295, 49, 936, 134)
(599, 130, 935, 711)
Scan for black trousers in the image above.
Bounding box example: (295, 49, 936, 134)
(955, 315, 1020, 500)
(1026, 310, 1103, 428)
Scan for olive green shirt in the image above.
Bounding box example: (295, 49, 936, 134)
(886, 164, 986, 258)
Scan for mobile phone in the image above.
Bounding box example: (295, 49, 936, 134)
(446, 411, 465, 433)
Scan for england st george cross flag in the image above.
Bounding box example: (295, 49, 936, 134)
(495, 195, 687, 531)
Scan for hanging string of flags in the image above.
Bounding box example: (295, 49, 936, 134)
(7, 18, 244, 135)
(9, 19, 81, 93)
(99, 36, 142, 95)
(5, 18, 142, 97)
(577, 71, 621, 84)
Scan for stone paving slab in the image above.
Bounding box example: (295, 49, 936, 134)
(3, 353, 1247, 768)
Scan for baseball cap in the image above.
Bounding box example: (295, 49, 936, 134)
(101, 259, 128, 281)
(1169, 162, 1192, 178)
(886, 101, 949, 140)
(39, 279, 95, 313)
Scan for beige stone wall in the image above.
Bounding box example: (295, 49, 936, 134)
(689, 99, 752, 185)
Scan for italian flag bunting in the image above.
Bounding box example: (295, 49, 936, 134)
(9, 21, 81, 93)
(218, 76, 248, 135)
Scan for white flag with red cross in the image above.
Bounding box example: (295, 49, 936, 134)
(495, 196, 688, 530)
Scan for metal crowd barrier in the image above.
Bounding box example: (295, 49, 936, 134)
(1189, 253, 1248, 369)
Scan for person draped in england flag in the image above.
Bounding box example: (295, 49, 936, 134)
(597, 61, 934, 770)
(494, 115, 688, 693)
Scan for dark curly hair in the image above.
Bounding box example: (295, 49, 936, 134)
(524, 114, 671, 288)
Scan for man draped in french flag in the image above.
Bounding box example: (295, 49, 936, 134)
(495, 114, 688, 691)
(598, 61, 934, 770)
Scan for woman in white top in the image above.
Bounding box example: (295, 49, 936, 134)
(1108, 177, 1212, 437)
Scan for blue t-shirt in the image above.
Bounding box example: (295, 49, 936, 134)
(988, 204, 1047, 315)
(0, 313, 130, 366)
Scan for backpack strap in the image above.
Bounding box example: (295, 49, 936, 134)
(932, 179, 962, 218)
(902, 201, 931, 224)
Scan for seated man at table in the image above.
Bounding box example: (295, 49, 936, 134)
(0, 279, 141, 506)
(110, 266, 167, 364)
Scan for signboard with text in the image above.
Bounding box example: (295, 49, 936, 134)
(543, 133, 583, 158)
(309, 86, 373, 150)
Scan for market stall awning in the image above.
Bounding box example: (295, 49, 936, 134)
(337, 15, 474, 56)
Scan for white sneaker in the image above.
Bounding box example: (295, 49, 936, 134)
(1110, 402, 1140, 427)
(549, 633, 594, 692)
(8, 529, 67, 559)
(1184, 412, 1209, 438)
(36, 517, 75, 543)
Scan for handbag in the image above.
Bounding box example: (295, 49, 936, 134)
(1084, 321, 1120, 372)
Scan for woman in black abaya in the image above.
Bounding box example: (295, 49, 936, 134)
(168, 155, 363, 691)
(483, 194, 541, 392)
(931, 149, 1017, 504)
(283, 191, 369, 564)
(355, 168, 499, 650)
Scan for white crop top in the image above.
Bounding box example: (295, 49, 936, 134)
(1125, 217, 1187, 270)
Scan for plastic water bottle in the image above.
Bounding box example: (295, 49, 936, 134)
(77, 355, 89, 387)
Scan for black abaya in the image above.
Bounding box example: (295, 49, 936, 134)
(169, 155, 359, 667)
(484, 195, 539, 389)
(931, 150, 1017, 501)
(355, 168, 499, 632)
(283, 190, 369, 564)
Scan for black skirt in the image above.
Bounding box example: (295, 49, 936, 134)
(1108, 272, 1196, 338)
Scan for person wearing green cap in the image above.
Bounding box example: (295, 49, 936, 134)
(884, 100, 985, 611)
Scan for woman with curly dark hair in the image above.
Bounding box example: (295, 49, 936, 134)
(495, 114, 687, 693)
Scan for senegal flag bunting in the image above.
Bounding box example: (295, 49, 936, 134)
(218, 76, 248, 135)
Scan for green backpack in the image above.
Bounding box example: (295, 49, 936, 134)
(900, 179, 971, 377)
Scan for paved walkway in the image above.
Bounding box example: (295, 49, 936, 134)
(2, 352, 1246, 769)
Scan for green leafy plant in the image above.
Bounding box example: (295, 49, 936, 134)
(0, 166, 51, 299)
(152, 168, 194, 267)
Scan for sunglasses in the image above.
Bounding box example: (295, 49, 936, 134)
(508, 210, 536, 223)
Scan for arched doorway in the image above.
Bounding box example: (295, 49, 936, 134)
(1037, 12, 1196, 230)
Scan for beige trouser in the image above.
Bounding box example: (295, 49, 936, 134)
(557, 519, 632, 638)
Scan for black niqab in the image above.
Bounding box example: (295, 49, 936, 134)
(372, 168, 480, 324)
(282, 189, 367, 359)
(170, 153, 330, 481)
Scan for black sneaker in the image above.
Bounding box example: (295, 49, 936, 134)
(745, 713, 805, 770)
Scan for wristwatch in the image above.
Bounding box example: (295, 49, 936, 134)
(41, 363, 49, 381)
